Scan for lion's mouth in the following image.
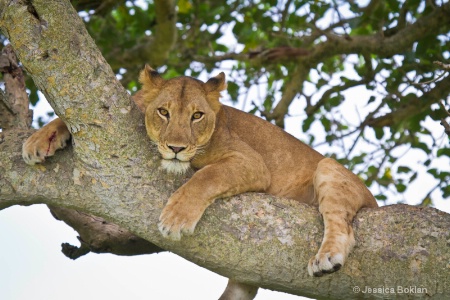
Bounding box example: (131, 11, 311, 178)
(161, 158, 191, 175)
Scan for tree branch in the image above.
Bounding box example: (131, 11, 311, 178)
(72, 0, 123, 16)
(192, 2, 450, 69)
(303, 2, 450, 64)
(104, 0, 177, 71)
(261, 65, 309, 127)
(1, 129, 449, 299)
(0, 1, 449, 299)
(438, 100, 450, 137)
(363, 74, 450, 128)
(0, 44, 31, 129)
(50, 205, 163, 259)
(192, 3, 450, 129)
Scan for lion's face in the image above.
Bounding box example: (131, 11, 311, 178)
(139, 66, 226, 174)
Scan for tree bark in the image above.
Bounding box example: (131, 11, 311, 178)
(49, 205, 163, 259)
(1, 129, 449, 299)
(0, 1, 449, 299)
(0, 44, 32, 129)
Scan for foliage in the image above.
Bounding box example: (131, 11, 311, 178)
(3, 0, 450, 205)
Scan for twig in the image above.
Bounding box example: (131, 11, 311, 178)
(411, 71, 447, 86)
(434, 60, 450, 70)
(438, 100, 450, 137)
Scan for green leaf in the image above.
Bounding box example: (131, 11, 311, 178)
(328, 94, 344, 107)
(420, 197, 432, 207)
(178, 0, 192, 14)
(427, 168, 438, 177)
(412, 141, 431, 154)
(397, 166, 411, 173)
(375, 194, 387, 201)
(374, 127, 384, 139)
(409, 172, 418, 183)
(227, 82, 239, 103)
(302, 116, 315, 132)
(437, 148, 450, 157)
(321, 117, 331, 132)
(396, 183, 407, 193)
(443, 185, 450, 198)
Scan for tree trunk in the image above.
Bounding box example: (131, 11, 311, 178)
(0, 1, 449, 299)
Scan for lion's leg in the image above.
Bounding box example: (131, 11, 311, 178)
(308, 158, 376, 276)
(22, 118, 71, 165)
(158, 151, 271, 240)
(218, 279, 258, 300)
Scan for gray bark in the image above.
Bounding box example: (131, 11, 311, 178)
(0, 1, 449, 299)
(49, 205, 163, 259)
(0, 44, 32, 129)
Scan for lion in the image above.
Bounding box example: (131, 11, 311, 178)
(22, 65, 378, 300)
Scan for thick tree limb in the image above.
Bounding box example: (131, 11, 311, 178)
(50, 205, 163, 259)
(0, 1, 449, 299)
(1, 129, 449, 299)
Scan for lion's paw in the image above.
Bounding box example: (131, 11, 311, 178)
(158, 198, 204, 241)
(307, 252, 344, 277)
(22, 119, 71, 165)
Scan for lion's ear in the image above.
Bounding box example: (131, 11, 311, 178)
(139, 64, 164, 91)
(131, 90, 146, 113)
(204, 72, 227, 93)
(204, 72, 226, 112)
(138, 65, 165, 109)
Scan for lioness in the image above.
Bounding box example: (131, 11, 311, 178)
(23, 65, 378, 299)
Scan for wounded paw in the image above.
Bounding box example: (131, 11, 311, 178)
(307, 252, 344, 277)
(22, 118, 71, 165)
(158, 197, 205, 241)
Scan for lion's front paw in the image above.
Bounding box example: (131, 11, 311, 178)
(22, 118, 71, 165)
(158, 196, 205, 241)
(307, 252, 344, 277)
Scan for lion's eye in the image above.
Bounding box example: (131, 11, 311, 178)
(158, 108, 170, 119)
(192, 112, 204, 121)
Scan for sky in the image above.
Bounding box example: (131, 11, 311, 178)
(0, 206, 300, 300)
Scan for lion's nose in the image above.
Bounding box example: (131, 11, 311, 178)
(168, 146, 186, 154)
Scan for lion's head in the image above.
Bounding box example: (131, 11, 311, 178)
(138, 65, 227, 174)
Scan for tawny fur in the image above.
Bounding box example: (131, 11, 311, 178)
(22, 118, 70, 165)
(22, 65, 378, 299)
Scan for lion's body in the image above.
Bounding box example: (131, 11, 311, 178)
(219, 105, 322, 202)
(23, 66, 377, 300)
